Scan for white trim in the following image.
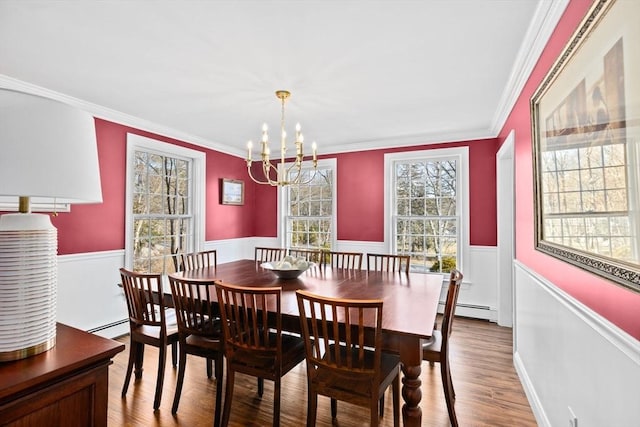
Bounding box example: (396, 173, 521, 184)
(58, 249, 125, 263)
(124, 133, 206, 270)
(496, 130, 515, 327)
(490, 0, 570, 134)
(383, 147, 470, 273)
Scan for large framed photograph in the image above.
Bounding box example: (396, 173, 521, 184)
(220, 179, 244, 205)
(531, 0, 640, 292)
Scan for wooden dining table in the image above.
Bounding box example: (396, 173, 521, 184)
(170, 259, 442, 427)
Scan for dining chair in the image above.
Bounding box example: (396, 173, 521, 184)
(119, 268, 178, 410)
(180, 249, 217, 271)
(288, 247, 324, 264)
(254, 246, 287, 263)
(168, 274, 224, 426)
(366, 253, 410, 274)
(326, 250, 363, 270)
(296, 290, 400, 427)
(179, 249, 220, 378)
(215, 282, 306, 427)
(422, 269, 464, 427)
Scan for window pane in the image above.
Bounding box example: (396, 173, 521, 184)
(285, 166, 333, 250)
(132, 150, 193, 274)
(393, 157, 459, 273)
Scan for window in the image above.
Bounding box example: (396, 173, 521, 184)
(281, 159, 336, 250)
(385, 148, 469, 274)
(125, 134, 205, 274)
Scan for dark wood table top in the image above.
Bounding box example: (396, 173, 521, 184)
(171, 259, 442, 339)
(0, 323, 125, 402)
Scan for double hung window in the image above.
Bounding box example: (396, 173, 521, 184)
(125, 134, 204, 274)
(386, 148, 468, 273)
(281, 159, 336, 250)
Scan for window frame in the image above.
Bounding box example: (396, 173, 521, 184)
(384, 147, 469, 275)
(278, 158, 337, 250)
(124, 133, 205, 272)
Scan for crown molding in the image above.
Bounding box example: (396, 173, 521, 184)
(320, 126, 494, 155)
(0, 74, 246, 158)
(490, 0, 570, 135)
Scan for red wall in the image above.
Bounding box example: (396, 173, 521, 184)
(53, 118, 255, 254)
(325, 139, 498, 245)
(52, 118, 499, 253)
(497, 0, 640, 339)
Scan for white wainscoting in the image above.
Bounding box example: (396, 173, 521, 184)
(513, 261, 640, 427)
(57, 250, 128, 338)
(56, 241, 499, 339)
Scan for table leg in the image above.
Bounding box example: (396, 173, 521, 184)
(386, 335, 422, 427)
(401, 362, 422, 426)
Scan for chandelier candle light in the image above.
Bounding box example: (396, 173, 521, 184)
(246, 90, 318, 186)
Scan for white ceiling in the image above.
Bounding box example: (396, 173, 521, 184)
(0, 1, 567, 157)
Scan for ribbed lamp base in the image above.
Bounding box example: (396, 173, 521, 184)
(0, 213, 57, 361)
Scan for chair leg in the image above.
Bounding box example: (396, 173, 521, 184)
(258, 377, 264, 397)
(370, 394, 379, 427)
(221, 367, 235, 427)
(392, 374, 400, 427)
(153, 344, 167, 410)
(121, 339, 138, 397)
(134, 342, 145, 378)
(307, 387, 317, 427)
(440, 357, 458, 427)
(171, 347, 188, 414)
(330, 398, 337, 419)
(171, 341, 178, 367)
(273, 379, 281, 427)
(213, 355, 224, 427)
(207, 357, 213, 379)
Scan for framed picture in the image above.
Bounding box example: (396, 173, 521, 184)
(531, 0, 640, 292)
(220, 179, 244, 205)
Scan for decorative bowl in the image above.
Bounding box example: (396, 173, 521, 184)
(261, 261, 315, 279)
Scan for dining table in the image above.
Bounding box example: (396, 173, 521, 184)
(170, 258, 443, 427)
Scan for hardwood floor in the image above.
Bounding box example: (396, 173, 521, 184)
(108, 317, 537, 426)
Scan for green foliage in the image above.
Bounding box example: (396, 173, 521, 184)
(430, 256, 457, 273)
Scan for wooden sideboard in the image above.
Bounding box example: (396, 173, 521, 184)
(0, 323, 125, 427)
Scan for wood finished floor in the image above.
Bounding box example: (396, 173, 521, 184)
(108, 317, 537, 426)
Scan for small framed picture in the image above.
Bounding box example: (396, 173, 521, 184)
(220, 179, 244, 205)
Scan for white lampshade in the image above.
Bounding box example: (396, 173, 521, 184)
(0, 88, 102, 203)
(0, 88, 103, 361)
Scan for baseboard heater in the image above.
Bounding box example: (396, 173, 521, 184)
(456, 303, 491, 311)
(87, 318, 128, 334)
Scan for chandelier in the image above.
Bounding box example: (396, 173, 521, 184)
(246, 90, 318, 186)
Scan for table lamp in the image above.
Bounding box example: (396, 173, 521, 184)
(0, 88, 102, 361)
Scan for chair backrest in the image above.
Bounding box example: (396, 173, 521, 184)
(168, 274, 219, 339)
(366, 253, 410, 274)
(288, 248, 324, 264)
(255, 247, 287, 263)
(296, 290, 384, 381)
(441, 269, 464, 340)
(180, 250, 217, 271)
(215, 282, 283, 377)
(120, 267, 168, 329)
(326, 251, 363, 270)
